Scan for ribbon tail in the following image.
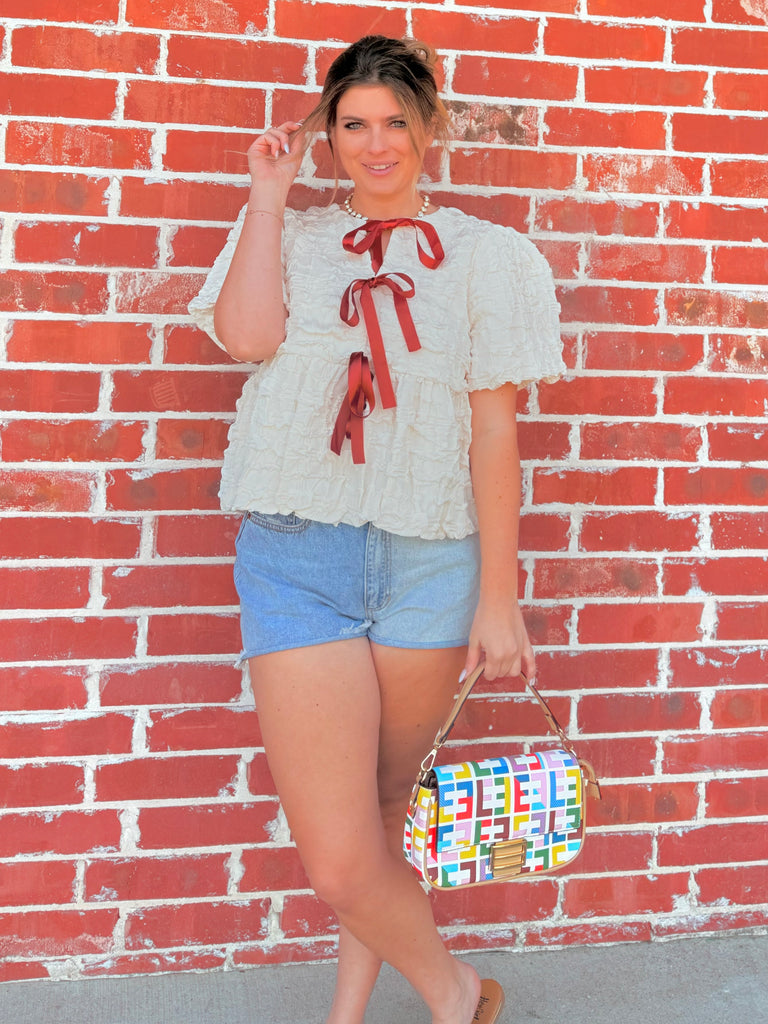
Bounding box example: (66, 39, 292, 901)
(346, 353, 368, 464)
(330, 396, 366, 465)
(348, 413, 365, 464)
(392, 290, 421, 354)
(330, 395, 351, 455)
(360, 286, 396, 408)
(330, 353, 375, 464)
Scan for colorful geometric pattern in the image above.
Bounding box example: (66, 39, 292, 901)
(403, 749, 585, 888)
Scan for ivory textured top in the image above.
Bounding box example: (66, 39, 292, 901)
(188, 203, 564, 540)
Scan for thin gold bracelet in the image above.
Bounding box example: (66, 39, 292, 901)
(245, 208, 284, 222)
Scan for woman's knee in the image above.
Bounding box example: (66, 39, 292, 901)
(306, 851, 377, 911)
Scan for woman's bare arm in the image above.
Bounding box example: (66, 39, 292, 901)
(464, 381, 535, 682)
(213, 121, 304, 362)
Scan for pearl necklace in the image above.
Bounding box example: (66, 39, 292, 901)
(344, 193, 430, 220)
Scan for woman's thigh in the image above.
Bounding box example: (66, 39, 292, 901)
(248, 641, 466, 866)
(248, 638, 386, 872)
(371, 643, 466, 827)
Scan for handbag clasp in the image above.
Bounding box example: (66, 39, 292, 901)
(489, 839, 527, 880)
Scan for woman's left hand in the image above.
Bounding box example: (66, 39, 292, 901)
(463, 597, 535, 681)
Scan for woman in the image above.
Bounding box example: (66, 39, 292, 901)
(189, 35, 563, 1024)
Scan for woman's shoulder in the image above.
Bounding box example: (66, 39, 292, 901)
(436, 205, 547, 272)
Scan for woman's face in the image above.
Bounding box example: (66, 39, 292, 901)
(331, 83, 429, 214)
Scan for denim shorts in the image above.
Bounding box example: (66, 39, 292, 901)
(233, 512, 480, 660)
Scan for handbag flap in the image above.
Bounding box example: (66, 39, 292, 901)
(431, 749, 583, 853)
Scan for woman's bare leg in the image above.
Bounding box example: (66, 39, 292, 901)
(249, 640, 480, 1024)
(327, 926, 382, 1024)
(326, 643, 468, 1024)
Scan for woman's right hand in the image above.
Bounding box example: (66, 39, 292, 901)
(247, 120, 305, 193)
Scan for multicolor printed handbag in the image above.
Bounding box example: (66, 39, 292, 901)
(403, 664, 602, 889)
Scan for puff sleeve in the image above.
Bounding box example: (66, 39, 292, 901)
(466, 223, 564, 391)
(187, 205, 295, 352)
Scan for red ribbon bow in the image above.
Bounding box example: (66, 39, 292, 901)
(343, 217, 445, 275)
(331, 217, 445, 462)
(330, 352, 375, 464)
(339, 272, 418, 409)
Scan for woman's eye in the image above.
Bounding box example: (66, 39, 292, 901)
(340, 120, 407, 130)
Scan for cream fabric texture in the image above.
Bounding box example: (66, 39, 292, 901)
(188, 203, 564, 540)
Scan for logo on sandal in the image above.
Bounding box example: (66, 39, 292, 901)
(473, 995, 489, 1020)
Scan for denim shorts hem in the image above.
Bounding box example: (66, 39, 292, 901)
(239, 631, 469, 663)
(367, 634, 469, 651)
(239, 629, 372, 662)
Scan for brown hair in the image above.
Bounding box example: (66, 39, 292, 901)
(301, 35, 450, 161)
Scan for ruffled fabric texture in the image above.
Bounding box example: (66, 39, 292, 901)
(188, 204, 564, 540)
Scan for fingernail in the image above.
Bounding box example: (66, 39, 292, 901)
(283, 142, 290, 154)
(458, 669, 467, 683)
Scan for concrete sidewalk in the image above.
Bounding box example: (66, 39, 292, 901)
(1, 933, 765, 1024)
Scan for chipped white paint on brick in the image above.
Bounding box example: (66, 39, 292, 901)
(741, 0, 768, 23)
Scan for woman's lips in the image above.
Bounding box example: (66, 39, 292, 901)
(363, 162, 398, 175)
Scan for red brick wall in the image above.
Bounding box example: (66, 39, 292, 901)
(2, 0, 767, 982)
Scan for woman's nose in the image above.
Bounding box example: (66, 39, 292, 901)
(367, 126, 387, 152)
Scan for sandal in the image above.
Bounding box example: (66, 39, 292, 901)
(473, 979, 505, 1023)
